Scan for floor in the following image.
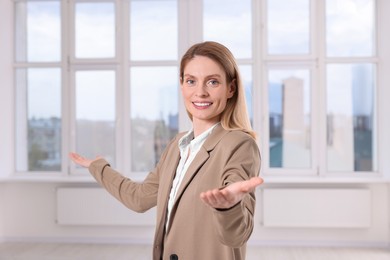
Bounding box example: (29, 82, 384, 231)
(0, 243, 389, 260)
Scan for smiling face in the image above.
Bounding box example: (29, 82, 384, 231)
(181, 55, 236, 134)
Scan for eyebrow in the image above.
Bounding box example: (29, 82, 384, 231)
(183, 73, 222, 79)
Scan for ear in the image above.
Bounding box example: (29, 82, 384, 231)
(227, 79, 237, 98)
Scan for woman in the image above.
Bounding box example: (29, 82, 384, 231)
(70, 41, 262, 260)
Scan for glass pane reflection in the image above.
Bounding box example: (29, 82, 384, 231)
(268, 70, 311, 168)
(326, 64, 376, 172)
(130, 67, 178, 172)
(15, 68, 62, 171)
(203, 0, 252, 59)
(326, 0, 375, 57)
(15, 1, 61, 62)
(130, 0, 178, 60)
(75, 2, 115, 58)
(76, 71, 116, 165)
(267, 0, 310, 55)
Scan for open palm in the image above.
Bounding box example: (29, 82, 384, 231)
(69, 152, 102, 168)
(199, 177, 263, 209)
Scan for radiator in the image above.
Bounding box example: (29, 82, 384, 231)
(262, 188, 371, 228)
(56, 187, 155, 226)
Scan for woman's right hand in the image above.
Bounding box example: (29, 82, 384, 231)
(69, 152, 102, 168)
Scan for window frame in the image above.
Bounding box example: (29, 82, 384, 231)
(4, 0, 389, 181)
(260, 0, 319, 176)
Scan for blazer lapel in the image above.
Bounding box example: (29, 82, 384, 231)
(172, 148, 209, 205)
(154, 135, 182, 250)
(166, 125, 229, 231)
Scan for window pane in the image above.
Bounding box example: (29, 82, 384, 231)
(239, 65, 253, 124)
(130, 0, 178, 60)
(15, 68, 62, 172)
(267, 0, 310, 55)
(130, 67, 178, 172)
(76, 71, 116, 165)
(268, 70, 311, 168)
(15, 1, 61, 62)
(326, 64, 376, 172)
(203, 0, 252, 59)
(326, 0, 375, 57)
(75, 2, 115, 59)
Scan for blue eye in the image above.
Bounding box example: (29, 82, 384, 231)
(207, 80, 220, 87)
(186, 79, 196, 86)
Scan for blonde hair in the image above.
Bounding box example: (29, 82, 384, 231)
(180, 41, 256, 139)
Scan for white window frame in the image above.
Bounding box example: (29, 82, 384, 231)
(1, 0, 389, 181)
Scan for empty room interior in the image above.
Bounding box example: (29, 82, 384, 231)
(1, 0, 390, 259)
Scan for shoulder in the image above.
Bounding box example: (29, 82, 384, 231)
(224, 129, 255, 141)
(221, 130, 259, 150)
(203, 124, 258, 151)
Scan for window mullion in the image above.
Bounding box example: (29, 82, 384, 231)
(117, 0, 128, 174)
(62, 0, 71, 176)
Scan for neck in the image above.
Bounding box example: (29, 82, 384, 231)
(192, 120, 219, 137)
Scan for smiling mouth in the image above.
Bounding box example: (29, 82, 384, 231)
(193, 102, 212, 108)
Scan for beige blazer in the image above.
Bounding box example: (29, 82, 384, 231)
(89, 124, 261, 260)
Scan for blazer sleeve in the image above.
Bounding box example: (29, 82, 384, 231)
(88, 137, 177, 213)
(211, 132, 261, 248)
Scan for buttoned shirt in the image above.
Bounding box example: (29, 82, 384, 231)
(166, 123, 219, 226)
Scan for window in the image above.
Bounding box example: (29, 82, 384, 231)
(12, 0, 381, 178)
(129, 0, 179, 174)
(325, 0, 377, 172)
(267, 0, 310, 54)
(74, 2, 116, 59)
(15, 1, 62, 172)
(264, 0, 316, 175)
(130, 67, 178, 172)
(264, 0, 377, 175)
(75, 70, 116, 165)
(268, 69, 312, 169)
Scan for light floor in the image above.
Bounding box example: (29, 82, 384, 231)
(0, 243, 389, 260)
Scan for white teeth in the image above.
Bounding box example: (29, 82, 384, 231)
(194, 102, 211, 107)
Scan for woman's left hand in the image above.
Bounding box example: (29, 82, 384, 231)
(69, 152, 102, 168)
(199, 177, 263, 209)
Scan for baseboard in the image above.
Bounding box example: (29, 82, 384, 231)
(0, 236, 153, 245)
(248, 239, 390, 249)
(2, 236, 389, 249)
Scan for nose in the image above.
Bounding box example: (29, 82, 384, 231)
(194, 84, 208, 97)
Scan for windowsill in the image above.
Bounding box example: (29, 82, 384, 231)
(1, 174, 390, 184)
(262, 175, 390, 184)
(0, 174, 96, 183)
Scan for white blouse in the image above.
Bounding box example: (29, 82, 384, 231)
(166, 123, 220, 227)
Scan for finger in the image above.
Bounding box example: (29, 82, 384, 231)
(200, 191, 213, 206)
(240, 177, 263, 193)
(69, 153, 79, 161)
(70, 152, 82, 160)
(211, 189, 228, 204)
(206, 190, 219, 205)
(201, 190, 221, 207)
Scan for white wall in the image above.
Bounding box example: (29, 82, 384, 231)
(254, 183, 389, 247)
(378, 0, 390, 179)
(0, 181, 388, 247)
(0, 182, 155, 244)
(0, 184, 4, 241)
(0, 0, 14, 242)
(0, 0, 14, 181)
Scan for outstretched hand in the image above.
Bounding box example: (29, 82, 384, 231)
(199, 177, 263, 210)
(69, 152, 102, 168)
